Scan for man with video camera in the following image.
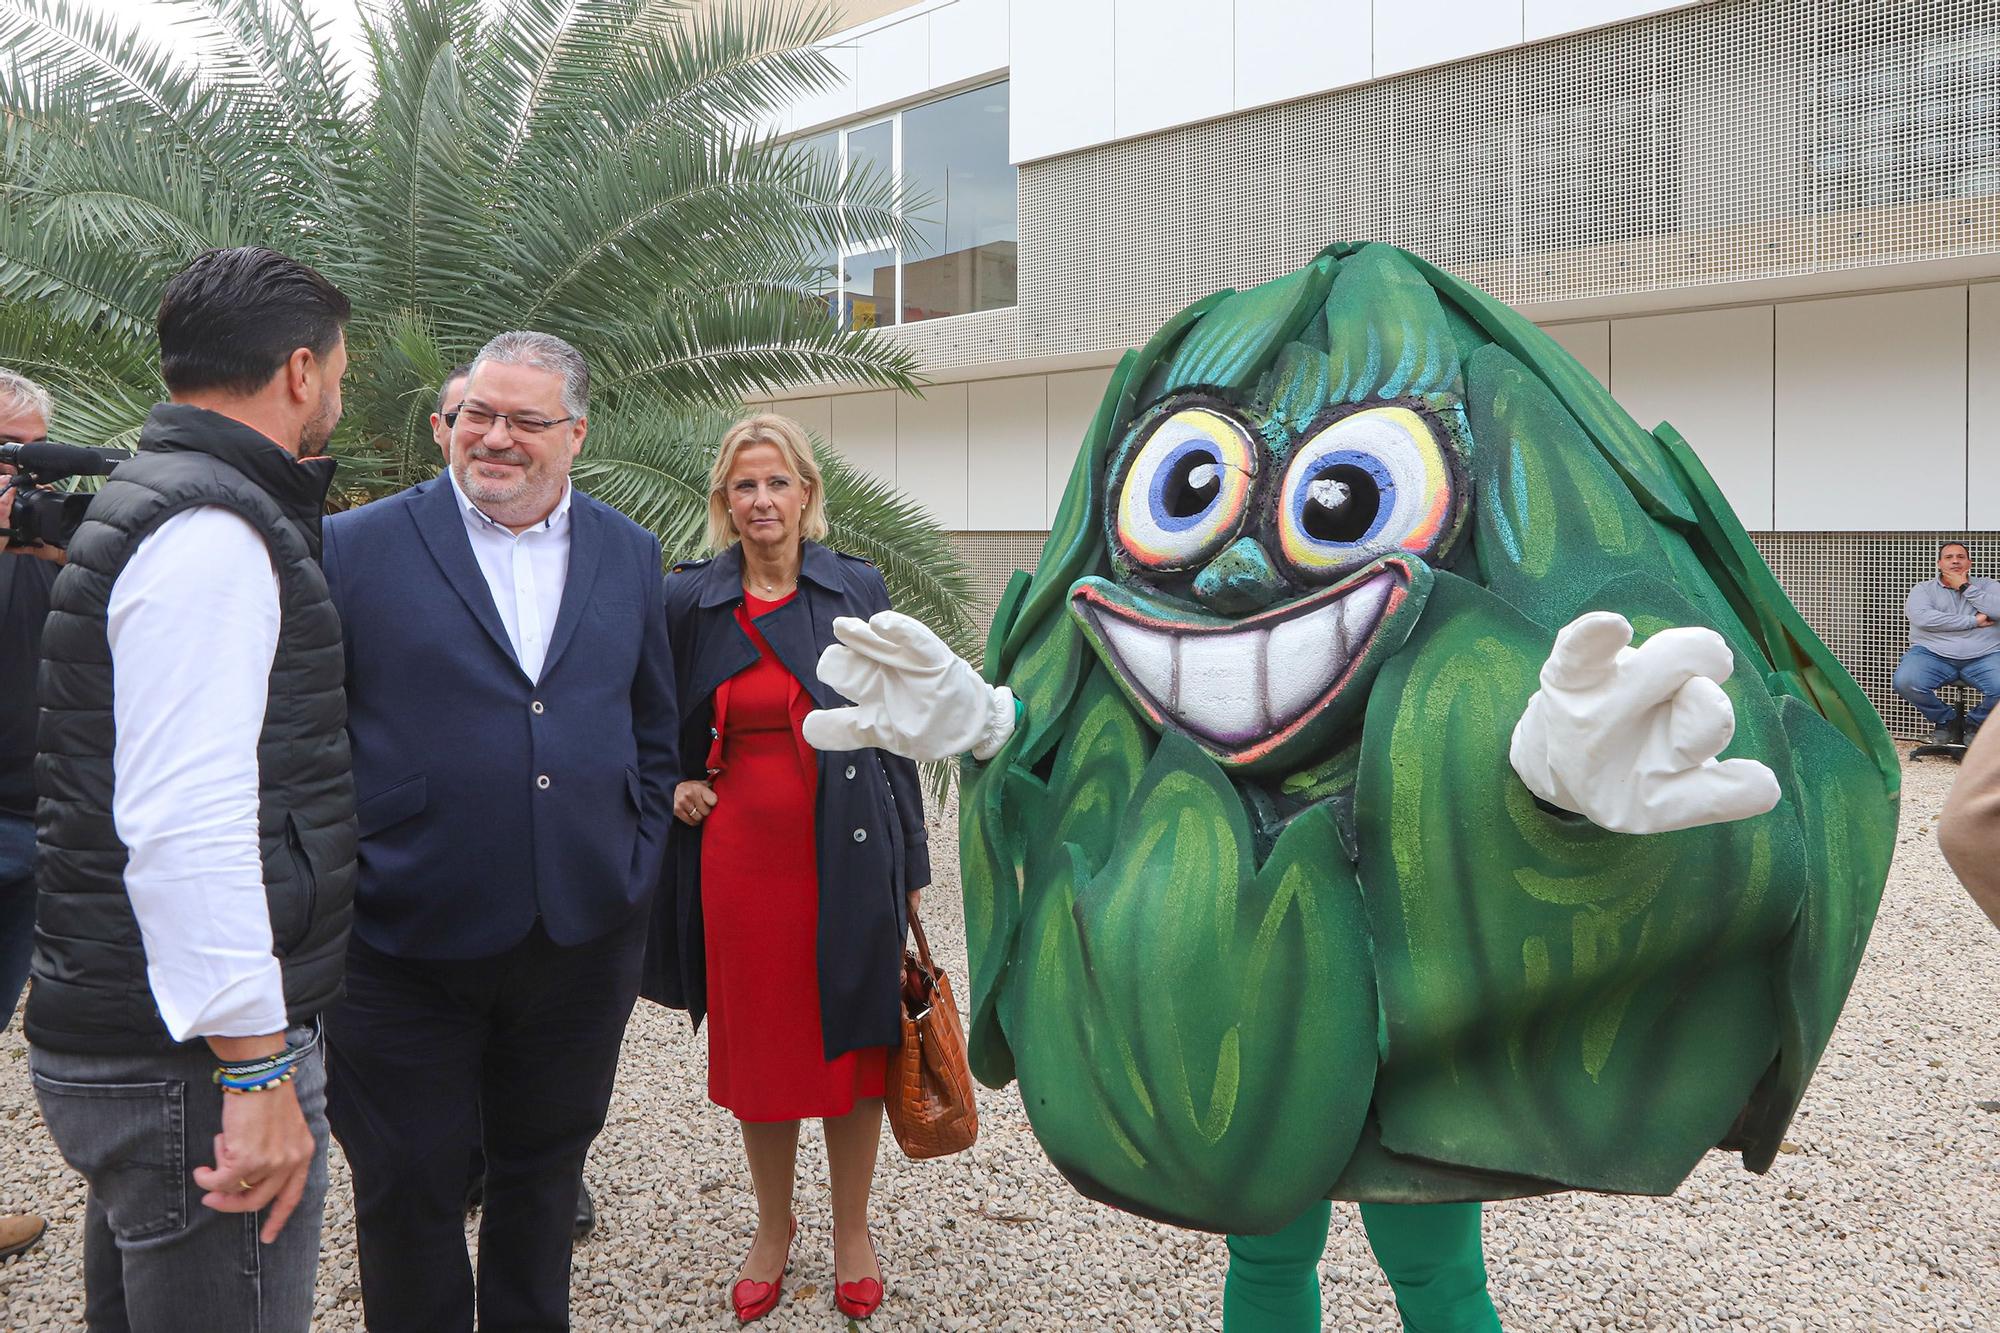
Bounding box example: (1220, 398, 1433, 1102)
(0, 365, 63, 1262)
(26, 246, 356, 1328)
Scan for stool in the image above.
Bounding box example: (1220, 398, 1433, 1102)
(1911, 682, 1979, 763)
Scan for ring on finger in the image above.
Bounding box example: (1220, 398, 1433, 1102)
(237, 1178, 254, 1193)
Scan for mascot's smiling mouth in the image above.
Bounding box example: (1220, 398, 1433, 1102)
(1070, 557, 1427, 770)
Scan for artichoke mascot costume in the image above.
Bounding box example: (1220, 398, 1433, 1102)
(804, 241, 1897, 1331)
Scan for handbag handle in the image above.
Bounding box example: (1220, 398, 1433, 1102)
(908, 908, 936, 972)
(905, 910, 941, 1020)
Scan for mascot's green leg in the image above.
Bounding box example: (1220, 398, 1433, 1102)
(1358, 1202, 1502, 1333)
(1223, 1200, 1331, 1332)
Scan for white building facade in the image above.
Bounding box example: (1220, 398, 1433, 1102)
(753, 0, 2000, 738)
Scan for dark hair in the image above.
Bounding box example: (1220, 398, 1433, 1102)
(1941, 541, 1971, 557)
(157, 247, 351, 396)
(437, 362, 473, 413)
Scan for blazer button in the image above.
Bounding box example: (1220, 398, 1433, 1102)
(531, 701, 545, 714)
(853, 828, 867, 843)
(844, 765, 857, 779)
(536, 775, 551, 790)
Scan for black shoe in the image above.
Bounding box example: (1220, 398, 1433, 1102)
(1929, 725, 1957, 746)
(573, 1181, 596, 1241)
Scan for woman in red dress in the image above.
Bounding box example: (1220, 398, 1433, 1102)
(655, 415, 928, 1323)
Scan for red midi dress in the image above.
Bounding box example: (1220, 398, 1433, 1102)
(700, 591, 887, 1122)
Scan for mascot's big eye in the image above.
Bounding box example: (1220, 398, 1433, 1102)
(1277, 406, 1453, 579)
(1116, 408, 1256, 570)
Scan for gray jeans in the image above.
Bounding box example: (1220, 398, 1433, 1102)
(30, 1025, 329, 1332)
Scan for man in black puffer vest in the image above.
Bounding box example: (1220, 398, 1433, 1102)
(29, 247, 355, 1330)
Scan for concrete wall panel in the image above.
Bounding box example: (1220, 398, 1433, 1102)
(1524, 0, 1681, 43)
(855, 12, 932, 111)
(967, 377, 1049, 529)
(768, 396, 834, 450)
(786, 38, 859, 134)
(1775, 287, 1967, 531)
(1540, 320, 1610, 385)
(829, 389, 900, 485)
(1113, 0, 1234, 139)
(1612, 305, 1775, 529)
(1236, 0, 1371, 112)
(1045, 368, 1115, 520)
(897, 384, 971, 529)
(931, 0, 1009, 88)
(1971, 283, 2000, 530)
(1011, 0, 1114, 162)
(1373, 0, 1521, 79)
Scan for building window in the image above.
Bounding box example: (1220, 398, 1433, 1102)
(808, 80, 1017, 329)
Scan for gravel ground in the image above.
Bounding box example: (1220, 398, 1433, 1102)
(2, 747, 1996, 1330)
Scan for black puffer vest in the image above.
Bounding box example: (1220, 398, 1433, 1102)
(27, 404, 356, 1054)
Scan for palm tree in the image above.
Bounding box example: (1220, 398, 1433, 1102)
(0, 0, 976, 644)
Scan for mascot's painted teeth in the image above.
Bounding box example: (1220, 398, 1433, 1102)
(1073, 569, 1398, 754)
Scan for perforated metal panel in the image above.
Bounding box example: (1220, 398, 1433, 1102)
(1752, 531, 1999, 741)
(949, 528, 1993, 742)
(1010, 0, 2000, 361)
(873, 305, 1021, 370)
(948, 530, 1049, 647)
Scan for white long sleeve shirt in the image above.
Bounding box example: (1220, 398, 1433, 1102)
(108, 506, 285, 1042)
(444, 467, 573, 681)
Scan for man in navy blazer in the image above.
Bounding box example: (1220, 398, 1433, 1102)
(320, 332, 677, 1332)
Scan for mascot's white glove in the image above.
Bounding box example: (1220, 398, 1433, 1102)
(801, 610, 1017, 763)
(1509, 611, 1781, 835)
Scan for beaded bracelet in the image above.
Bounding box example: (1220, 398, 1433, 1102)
(216, 1065, 298, 1095)
(213, 1046, 303, 1094)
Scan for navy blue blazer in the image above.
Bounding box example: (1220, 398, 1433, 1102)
(640, 541, 929, 1060)
(323, 477, 679, 959)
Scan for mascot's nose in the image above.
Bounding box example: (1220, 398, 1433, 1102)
(1192, 537, 1288, 615)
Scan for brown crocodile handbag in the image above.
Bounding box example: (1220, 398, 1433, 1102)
(885, 914, 978, 1159)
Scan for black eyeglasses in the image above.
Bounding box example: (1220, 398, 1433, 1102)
(445, 405, 575, 437)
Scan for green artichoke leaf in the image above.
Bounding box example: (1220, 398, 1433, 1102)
(1165, 252, 1338, 396)
(1002, 728, 1377, 1234)
(1356, 569, 1808, 1194)
(1397, 247, 1696, 527)
(1653, 422, 1900, 795)
(1464, 342, 1674, 634)
(1729, 696, 1896, 1168)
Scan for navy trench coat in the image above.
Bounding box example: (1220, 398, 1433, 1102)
(639, 540, 931, 1061)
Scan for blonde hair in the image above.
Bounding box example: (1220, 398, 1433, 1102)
(707, 413, 830, 552)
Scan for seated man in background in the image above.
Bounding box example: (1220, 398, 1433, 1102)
(1894, 541, 2000, 745)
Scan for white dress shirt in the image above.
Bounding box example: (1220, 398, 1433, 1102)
(445, 467, 573, 681)
(107, 506, 286, 1042)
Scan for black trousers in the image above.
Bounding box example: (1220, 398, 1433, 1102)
(326, 919, 645, 1333)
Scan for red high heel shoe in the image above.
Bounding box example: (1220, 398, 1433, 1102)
(729, 1215, 796, 1324)
(831, 1232, 883, 1320)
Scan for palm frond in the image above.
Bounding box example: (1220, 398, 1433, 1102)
(593, 288, 921, 406)
(0, 304, 158, 444)
(0, 0, 259, 187)
(0, 0, 979, 644)
(575, 0, 845, 161)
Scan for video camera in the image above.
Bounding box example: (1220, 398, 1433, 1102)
(0, 441, 134, 551)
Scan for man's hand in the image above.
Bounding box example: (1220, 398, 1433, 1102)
(1509, 611, 1781, 835)
(673, 779, 717, 826)
(0, 481, 68, 564)
(1979, 613, 1994, 628)
(192, 1035, 317, 1243)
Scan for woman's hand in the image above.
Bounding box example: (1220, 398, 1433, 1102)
(674, 780, 718, 826)
(906, 889, 921, 921)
